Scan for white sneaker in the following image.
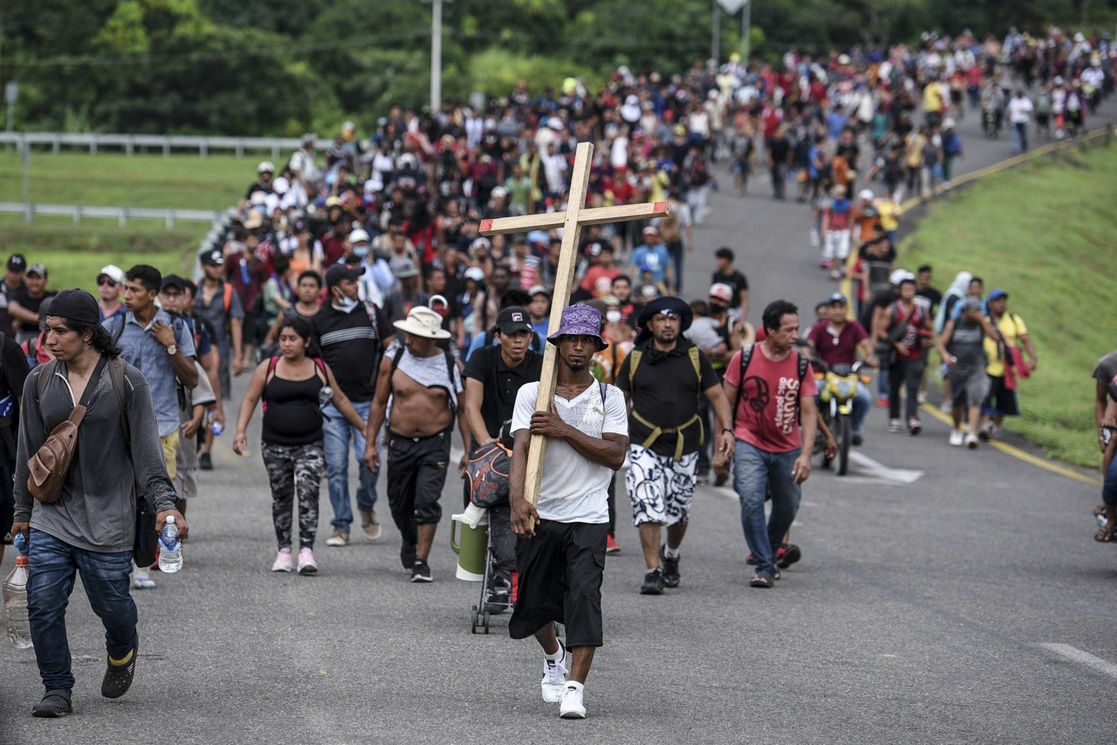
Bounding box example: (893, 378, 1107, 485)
(297, 548, 318, 575)
(131, 566, 156, 590)
(325, 531, 349, 547)
(917, 391, 928, 404)
(965, 433, 979, 449)
(559, 683, 586, 719)
(888, 419, 903, 432)
(940, 401, 953, 414)
(271, 548, 293, 573)
(948, 429, 964, 447)
(540, 644, 568, 703)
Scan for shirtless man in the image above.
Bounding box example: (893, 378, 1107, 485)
(364, 307, 466, 582)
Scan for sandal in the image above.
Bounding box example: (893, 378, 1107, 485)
(1093, 505, 1107, 517)
(749, 573, 773, 589)
(1095, 527, 1116, 543)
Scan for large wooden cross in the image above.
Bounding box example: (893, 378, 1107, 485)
(480, 141, 668, 514)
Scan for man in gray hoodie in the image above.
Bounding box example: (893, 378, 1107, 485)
(10, 289, 186, 718)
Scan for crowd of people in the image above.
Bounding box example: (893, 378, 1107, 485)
(2, 23, 1112, 720)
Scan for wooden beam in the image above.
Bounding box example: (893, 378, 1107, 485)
(480, 200, 669, 236)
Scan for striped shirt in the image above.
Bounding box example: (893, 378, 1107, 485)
(312, 303, 380, 402)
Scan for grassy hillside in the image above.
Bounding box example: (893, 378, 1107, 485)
(900, 143, 1117, 467)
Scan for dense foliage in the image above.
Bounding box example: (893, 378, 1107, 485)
(1, 0, 1111, 135)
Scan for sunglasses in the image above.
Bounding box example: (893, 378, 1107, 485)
(98, 276, 120, 287)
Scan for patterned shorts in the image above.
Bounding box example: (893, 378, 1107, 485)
(624, 445, 698, 526)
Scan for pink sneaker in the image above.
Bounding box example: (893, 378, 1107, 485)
(271, 549, 293, 573)
(297, 548, 318, 575)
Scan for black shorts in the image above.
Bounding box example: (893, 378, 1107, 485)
(386, 430, 451, 542)
(509, 520, 607, 648)
(982, 374, 1019, 417)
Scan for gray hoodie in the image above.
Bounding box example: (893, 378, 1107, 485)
(13, 356, 178, 553)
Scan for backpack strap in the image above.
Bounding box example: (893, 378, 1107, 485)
(688, 345, 701, 388)
(732, 343, 755, 426)
(313, 357, 328, 384)
(627, 349, 643, 388)
(265, 355, 281, 386)
(107, 356, 130, 448)
(35, 359, 57, 403)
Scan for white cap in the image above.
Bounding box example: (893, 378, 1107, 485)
(98, 264, 125, 284)
(858, 189, 874, 200)
(490, 186, 507, 199)
(464, 267, 485, 282)
(348, 229, 370, 244)
(942, 117, 955, 129)
(257, 161, 275, 174)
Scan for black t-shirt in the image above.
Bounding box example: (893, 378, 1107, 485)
(1094, 351, 1117, 400)
(13, 288, 56, 319)
(861, 287, 897, 332)
(0, 333, 30, 459)
(463, 346, 543, 439)
(767, 136, 791, 165)
(711, 269, 748, 302)
(616, 341, 720, 457)
(311, 305, 380, 402)
(916, 285, 943, 314)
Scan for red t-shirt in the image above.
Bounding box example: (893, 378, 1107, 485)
(891, 301, 925, 361)
(580, 266, 622, 298)
(807, 320, 868, 367)
(725, 345, 818, 453)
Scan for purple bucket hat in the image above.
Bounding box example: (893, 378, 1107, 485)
(547, 304, 609, 350)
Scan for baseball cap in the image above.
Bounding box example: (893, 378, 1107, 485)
(496, 307, 533, 335)
(827, 291, 848, 305)
(324, 263, 363, 287)
(393, 258, 420, 279)
(160, 274, 188, 293)
(642, 225, 659, 236)
(200, 249, 225, 266)
(257, 160, 275, 174)
(889, 268, 910, 286)
(709, 283, 734, 304)
(988, 288, 1008, 301)
(464, 267, 485, 282)
(348, 228, 370, 244)
(97, 264, 125, 285)
(26, 263, 47, 278)
(7, 254, 26, 272)
(528, 285, 549, 298)
(858, 189, 874, 200)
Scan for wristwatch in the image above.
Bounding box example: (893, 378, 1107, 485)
(166, 344, 177, 356)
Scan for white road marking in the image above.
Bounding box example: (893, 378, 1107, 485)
(847, 452, 924, 485)
(1037, 643, 1117, 679)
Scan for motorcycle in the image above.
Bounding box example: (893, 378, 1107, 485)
(814, 360, 871, 476)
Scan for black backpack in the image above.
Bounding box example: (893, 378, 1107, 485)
(733, 343, 810, 426)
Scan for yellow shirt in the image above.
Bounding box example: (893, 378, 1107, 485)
(984, 313, 1027, 377)
(874, 199, 900, 231)
(923, 83, 944, 113)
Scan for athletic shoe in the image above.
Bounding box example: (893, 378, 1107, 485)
(605, 534, 621, 555)
(198, 451, 213, 471)
(541, 642, 568, 703)
(888, 419, 903, 432)
(132, 567, 155, 590)
(696, 470, 709, 485)
(746, 552, 756, 566)
(877, 396, 890, 408)
(271, 548, 293, 573)
(359, 509, 381, 541)
(965, 433, 979, 449)
(400, 542, 417, 570)
(411, 560, 433, 583)
(659, 546, 680, 588)
(101, 637, 137, 699)
(830, 269, 841, 280)
(940, 401, 953, 414)
(820, 258, 832, 269)
(852, 434, 864, 446)
(776, 543, 801, 569)
(640, 568, 665, 595)
(560, 683, 587, 719)
(297, 548, 318, 575)
(325, 531, 349, 547)
(949, 429, 964, 447)
(917, 391, 928, 404)
(31, 692, 72, 718)
(908, 418, 922, 436)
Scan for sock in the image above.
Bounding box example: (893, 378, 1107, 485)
(566, 680, 583, 692)
(109, 649, 134, 667)
(544, 642, 564, 663)
(663, 546, 680, 559)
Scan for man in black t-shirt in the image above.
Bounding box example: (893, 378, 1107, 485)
(312, 264, 381, 547)
(10, 264, 56, 345)
(711, 247, 749, 324)
(615, 297, 734, 596)
(461, 306, 543, 601)
(0, 331, 31, 559)
(0, 254, 27, 338)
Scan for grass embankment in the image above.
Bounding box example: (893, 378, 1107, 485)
(900, 143, 1117, 468)
(0, 151, 255, 290)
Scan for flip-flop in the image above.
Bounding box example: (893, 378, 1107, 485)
(749, 574, 773, 588)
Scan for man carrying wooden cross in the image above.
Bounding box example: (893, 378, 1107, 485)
(508, 304, 628, 719)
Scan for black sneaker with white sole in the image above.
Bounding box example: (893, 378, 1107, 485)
(411, 560, 433, 583)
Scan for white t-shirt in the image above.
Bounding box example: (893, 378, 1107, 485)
(510, 381, 628, 524)
(1008, 96, 1034, 125)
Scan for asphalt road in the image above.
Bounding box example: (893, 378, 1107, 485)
(3, 95, 1117, 744)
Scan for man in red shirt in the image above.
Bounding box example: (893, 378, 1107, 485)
(723, 300, 818, 588)
(806, 292, 877, 445)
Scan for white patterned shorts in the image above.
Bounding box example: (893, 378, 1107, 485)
(624, 445, 698, 526)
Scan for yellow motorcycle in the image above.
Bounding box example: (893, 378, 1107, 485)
(815, 360, 871, 476)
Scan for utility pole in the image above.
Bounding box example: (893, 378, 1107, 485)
(712, 1, 720, 64)
(742, 0, 751, 62)
(430, 0, 443, 113)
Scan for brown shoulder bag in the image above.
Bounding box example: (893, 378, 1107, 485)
(27, 356, 107, 503)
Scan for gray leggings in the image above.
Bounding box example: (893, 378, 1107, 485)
(262, 441, 326, 550)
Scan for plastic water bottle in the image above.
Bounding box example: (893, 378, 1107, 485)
(158, 516, 183, 573)
(3, 533, 32, 649)
(209, 411, 223, 436)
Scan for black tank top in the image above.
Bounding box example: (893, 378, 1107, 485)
(262, 365, 325, 446)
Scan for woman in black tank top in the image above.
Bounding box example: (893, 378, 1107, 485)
(233, 317, 367, 575)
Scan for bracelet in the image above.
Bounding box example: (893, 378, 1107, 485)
(722, 428, 734, 436)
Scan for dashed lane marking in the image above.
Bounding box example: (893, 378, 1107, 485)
(1037, 643, 1117, 679)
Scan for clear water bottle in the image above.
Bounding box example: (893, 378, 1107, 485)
(209, 410, 223, 436)
(4, 533, 32, 649)
(158, 516, 183, 573)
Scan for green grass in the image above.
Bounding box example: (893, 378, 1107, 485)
(0, 151, 253, 210)
(900, 143, 1117, 468)
(0, 216, 201, 293)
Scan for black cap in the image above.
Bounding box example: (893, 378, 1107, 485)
(496, 307, 533, 335)
(200, 249, 225, 266)
(161, 274, 188, 293)
(324, 263, 363, 287)
(48, 289, 100, 326)
(7, 254, 26, 272)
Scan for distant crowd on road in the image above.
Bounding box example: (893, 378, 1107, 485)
(2, 22, 1112, 721)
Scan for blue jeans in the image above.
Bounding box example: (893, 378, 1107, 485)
(852, 381, 872, 436)
(1103, 454, 1117, 507)
(323, 401, 378, 532)
(26, 529, 137, 696)
(733, 441, 802, 577)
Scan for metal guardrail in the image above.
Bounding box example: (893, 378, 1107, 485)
(0, 132, 331, 158)
(0, 202, 235, 230)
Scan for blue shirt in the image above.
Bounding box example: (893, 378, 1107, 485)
(631, 244, 671, 284)
(105, 309, 196, 438)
